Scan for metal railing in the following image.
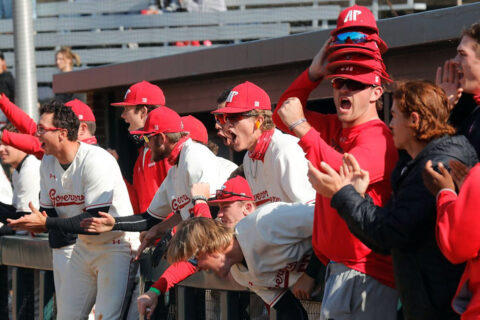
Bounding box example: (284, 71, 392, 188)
(0, 235, 323, 320)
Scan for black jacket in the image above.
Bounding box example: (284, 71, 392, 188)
(331, 135, 478, 320)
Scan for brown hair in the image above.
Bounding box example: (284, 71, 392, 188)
(462, 23, 480, 57)
(393, 80, 455, 143)
(167, 218, 234, 264)
(56, 46, 81, 67)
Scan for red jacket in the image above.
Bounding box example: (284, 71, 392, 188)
(437, 164, 480, 319)
(131, 146, 171, 214)
(273, 69, 398, 287)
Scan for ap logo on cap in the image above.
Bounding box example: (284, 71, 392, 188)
(344, 9, 362, 22)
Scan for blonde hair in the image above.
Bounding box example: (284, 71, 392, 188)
(167, 218, 234, 264)
(248, 109, 275, 131)
(56, 46, 81, 67)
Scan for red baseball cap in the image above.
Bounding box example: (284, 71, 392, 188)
(209, 176, 254, 203)
(326, 65, 384, 86)
(130, 106, 183, 135)
(212, 81, 271, 114)
(111, 81, 165, 106)
(65, 99, 95, 122)
(332, 5, 378, 36)
(327, 59, 392, 83)
(327, 37, 388, 55)
(327, 46, 382, 63)
(327, 54, 387, 72)
(181, 115, 208, 144)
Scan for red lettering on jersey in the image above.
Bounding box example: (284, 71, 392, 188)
(254, 191, 282, 206)
(48, 188, 85, 207)
(49, 173, 56, 179)
(112, 239, 121, 244)
(171, 194, 191, 211)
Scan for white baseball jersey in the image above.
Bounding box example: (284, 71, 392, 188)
(0, 165, 12, 205)
(39, 142, 134, 244)
(230, 202, 314, 306)
(243, 129, 315, 206)
(12, 155, 40, 212)
(148, 138, 237, 220)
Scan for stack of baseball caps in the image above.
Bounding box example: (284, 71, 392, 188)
(325, 5, 392, 86)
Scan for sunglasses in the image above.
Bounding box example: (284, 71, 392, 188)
(215, 189, 252, 200)
(333, 31, 369, 45)
(36, 124, 64, 135)
(331, 78, 375, 91)
(142, 132, 159, 143)
(214, 113, 254, 125)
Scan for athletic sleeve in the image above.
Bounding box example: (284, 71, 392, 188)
(151, 261, 198, 293)
(1, 131, 44, 160)
(112, 211, 163, 232)
(435, 164, 480, 264)
(42, 207, 78, 249)
(0, 202, 25, 224)
(0, 94, 37, 135)
(45, 206, 109, 234)
(272, 69, 324, 134)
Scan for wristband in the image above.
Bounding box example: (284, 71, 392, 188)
(192, 195, 208, 205)
(288, 118, 307, 131)
(149, 287, 161, 295)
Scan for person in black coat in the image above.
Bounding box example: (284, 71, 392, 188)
(0, 52, 14, 102)
(307, 80, 478, 320)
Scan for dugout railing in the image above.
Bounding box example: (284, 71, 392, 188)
(0, 234, 323, 320)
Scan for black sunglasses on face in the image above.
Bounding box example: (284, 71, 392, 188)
(331, 78, 375, 91)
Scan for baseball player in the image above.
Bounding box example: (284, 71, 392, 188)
(212, 81, 315, 206)
(165, 199, 315, 320)
(79, 105, 236, 243)
(0, 124, 40, 222)
(0, 96, 98, 159)
(8, 101, 138, 319)
(0, 98, 101, 310)
(0, 128, 13, 320)
(0, 124, 40, 320)
(110, 81, 171, 214)
(273, 6, 399, 319)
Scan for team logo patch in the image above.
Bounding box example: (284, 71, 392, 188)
(124, 89, 131, 100)
(226, 91, 239, 103)
(344, 9, 362, 22)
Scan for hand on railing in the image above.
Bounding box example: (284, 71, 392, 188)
(137, 290, 158, 320)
